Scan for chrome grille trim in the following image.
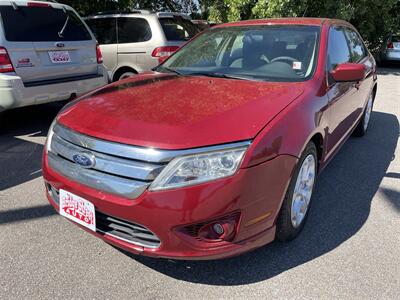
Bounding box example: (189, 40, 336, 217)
(51, 134, 164, 181)
(48, 152, 149, 199)
(54, 124, 251, 163)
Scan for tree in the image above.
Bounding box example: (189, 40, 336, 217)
(60, 0, 399, 53)
(61, 0, 198, 16)
(204, 0, 400, 53)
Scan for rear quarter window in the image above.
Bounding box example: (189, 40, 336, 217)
(159, 17, 199, 41)
(117, 17, 152, 43)
(0, 5, 91, 42)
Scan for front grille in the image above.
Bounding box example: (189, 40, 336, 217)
(48, 124, 168, 199)
(46, 183, 60, 205)
(96, 211, 161, 248)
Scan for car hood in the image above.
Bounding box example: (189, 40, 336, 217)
(57, 73, 304, 150)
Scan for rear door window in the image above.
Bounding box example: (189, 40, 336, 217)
(117, 17, 152, 43)
(159, 17, 199, 41)
(86, 18, 117, 44)
(0, 5, 91, 41)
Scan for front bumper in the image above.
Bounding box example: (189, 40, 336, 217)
(43, 153, 297, 260)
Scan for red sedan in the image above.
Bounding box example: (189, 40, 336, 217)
(43, 18, 377, 260)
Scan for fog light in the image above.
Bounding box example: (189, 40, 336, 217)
(212, 223, 224, 235)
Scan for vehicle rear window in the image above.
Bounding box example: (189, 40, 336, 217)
(0, 5, 91, 42)
(86, 18, 117, 44)
(159, 17, 200, 41)
(392, 36, 400, 43)
(117, 17, 152, 43)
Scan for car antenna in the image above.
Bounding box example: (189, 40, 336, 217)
(302, 5, 308, 17)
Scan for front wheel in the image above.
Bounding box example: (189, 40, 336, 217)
(353, 93, 374, 137)
(276, 142, 317, 241)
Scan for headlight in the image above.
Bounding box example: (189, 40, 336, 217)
(149, 146, 248, 191)
(45, 119, 57, 154)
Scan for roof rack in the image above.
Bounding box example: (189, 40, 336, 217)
(28, 0, 59, 3)
(157, 12, 191, 20)
(89, 9, 151, 17)
(87, 10, 191, 20)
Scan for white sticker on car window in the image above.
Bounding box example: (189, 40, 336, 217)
(293, 61, 302, 70)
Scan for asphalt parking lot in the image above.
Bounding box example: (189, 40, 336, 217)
(0, 68, 399, 299)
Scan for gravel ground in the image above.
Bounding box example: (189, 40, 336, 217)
(0, 67, 399, 299)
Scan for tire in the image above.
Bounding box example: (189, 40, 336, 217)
(353, 93, 374, 137)
(276, 142, 318, 242)
(113, 68, 137, 82)
(118, 71, 136, 81)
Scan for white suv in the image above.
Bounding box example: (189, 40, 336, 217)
(0, 0, 108, 112)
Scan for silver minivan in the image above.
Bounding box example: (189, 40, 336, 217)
(85, 11, 200, 81)
(0, 0, 108, 112)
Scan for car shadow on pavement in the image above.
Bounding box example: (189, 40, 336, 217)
(126, 111, 399, 285)
(0, 102, 64, 191)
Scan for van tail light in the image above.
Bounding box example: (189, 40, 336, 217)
(0, 47, 14, 73)
(96, 44, 103, 64)
(387, 42, 394, 49)
(151, 46, 179, 63)
(27, 2, 51, 7)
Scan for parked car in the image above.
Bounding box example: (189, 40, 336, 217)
(85, 10, 200, 81)
(43, 18, 377, 260)
(191, 19, 211, 31)
(0, 0, 108, 112)
(191, 20, 218, 31)
(378, 33, 400, 65)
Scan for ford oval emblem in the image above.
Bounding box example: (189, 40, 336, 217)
(72, 152, 96, 168)
(55, 42, 65, 48)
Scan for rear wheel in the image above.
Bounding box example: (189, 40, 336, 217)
(353, 93, 374, 137)
(276, 142, 317, 241)
(118, 71, 136, 81)
(113, 68, 137, 82)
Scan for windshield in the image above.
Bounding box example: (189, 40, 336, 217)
(161, 25, 320, 82)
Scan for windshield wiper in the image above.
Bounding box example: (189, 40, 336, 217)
(58, 7, 70, 38)
(187, 72, 259, 81)
(153, 65, 182, 75)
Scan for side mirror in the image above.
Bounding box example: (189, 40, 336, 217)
(331, 63, 366, 82)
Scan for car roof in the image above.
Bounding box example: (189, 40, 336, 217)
(86, 10, 190, 20)
(215, 18, 353, 28)
(0, 0, 73, 10)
